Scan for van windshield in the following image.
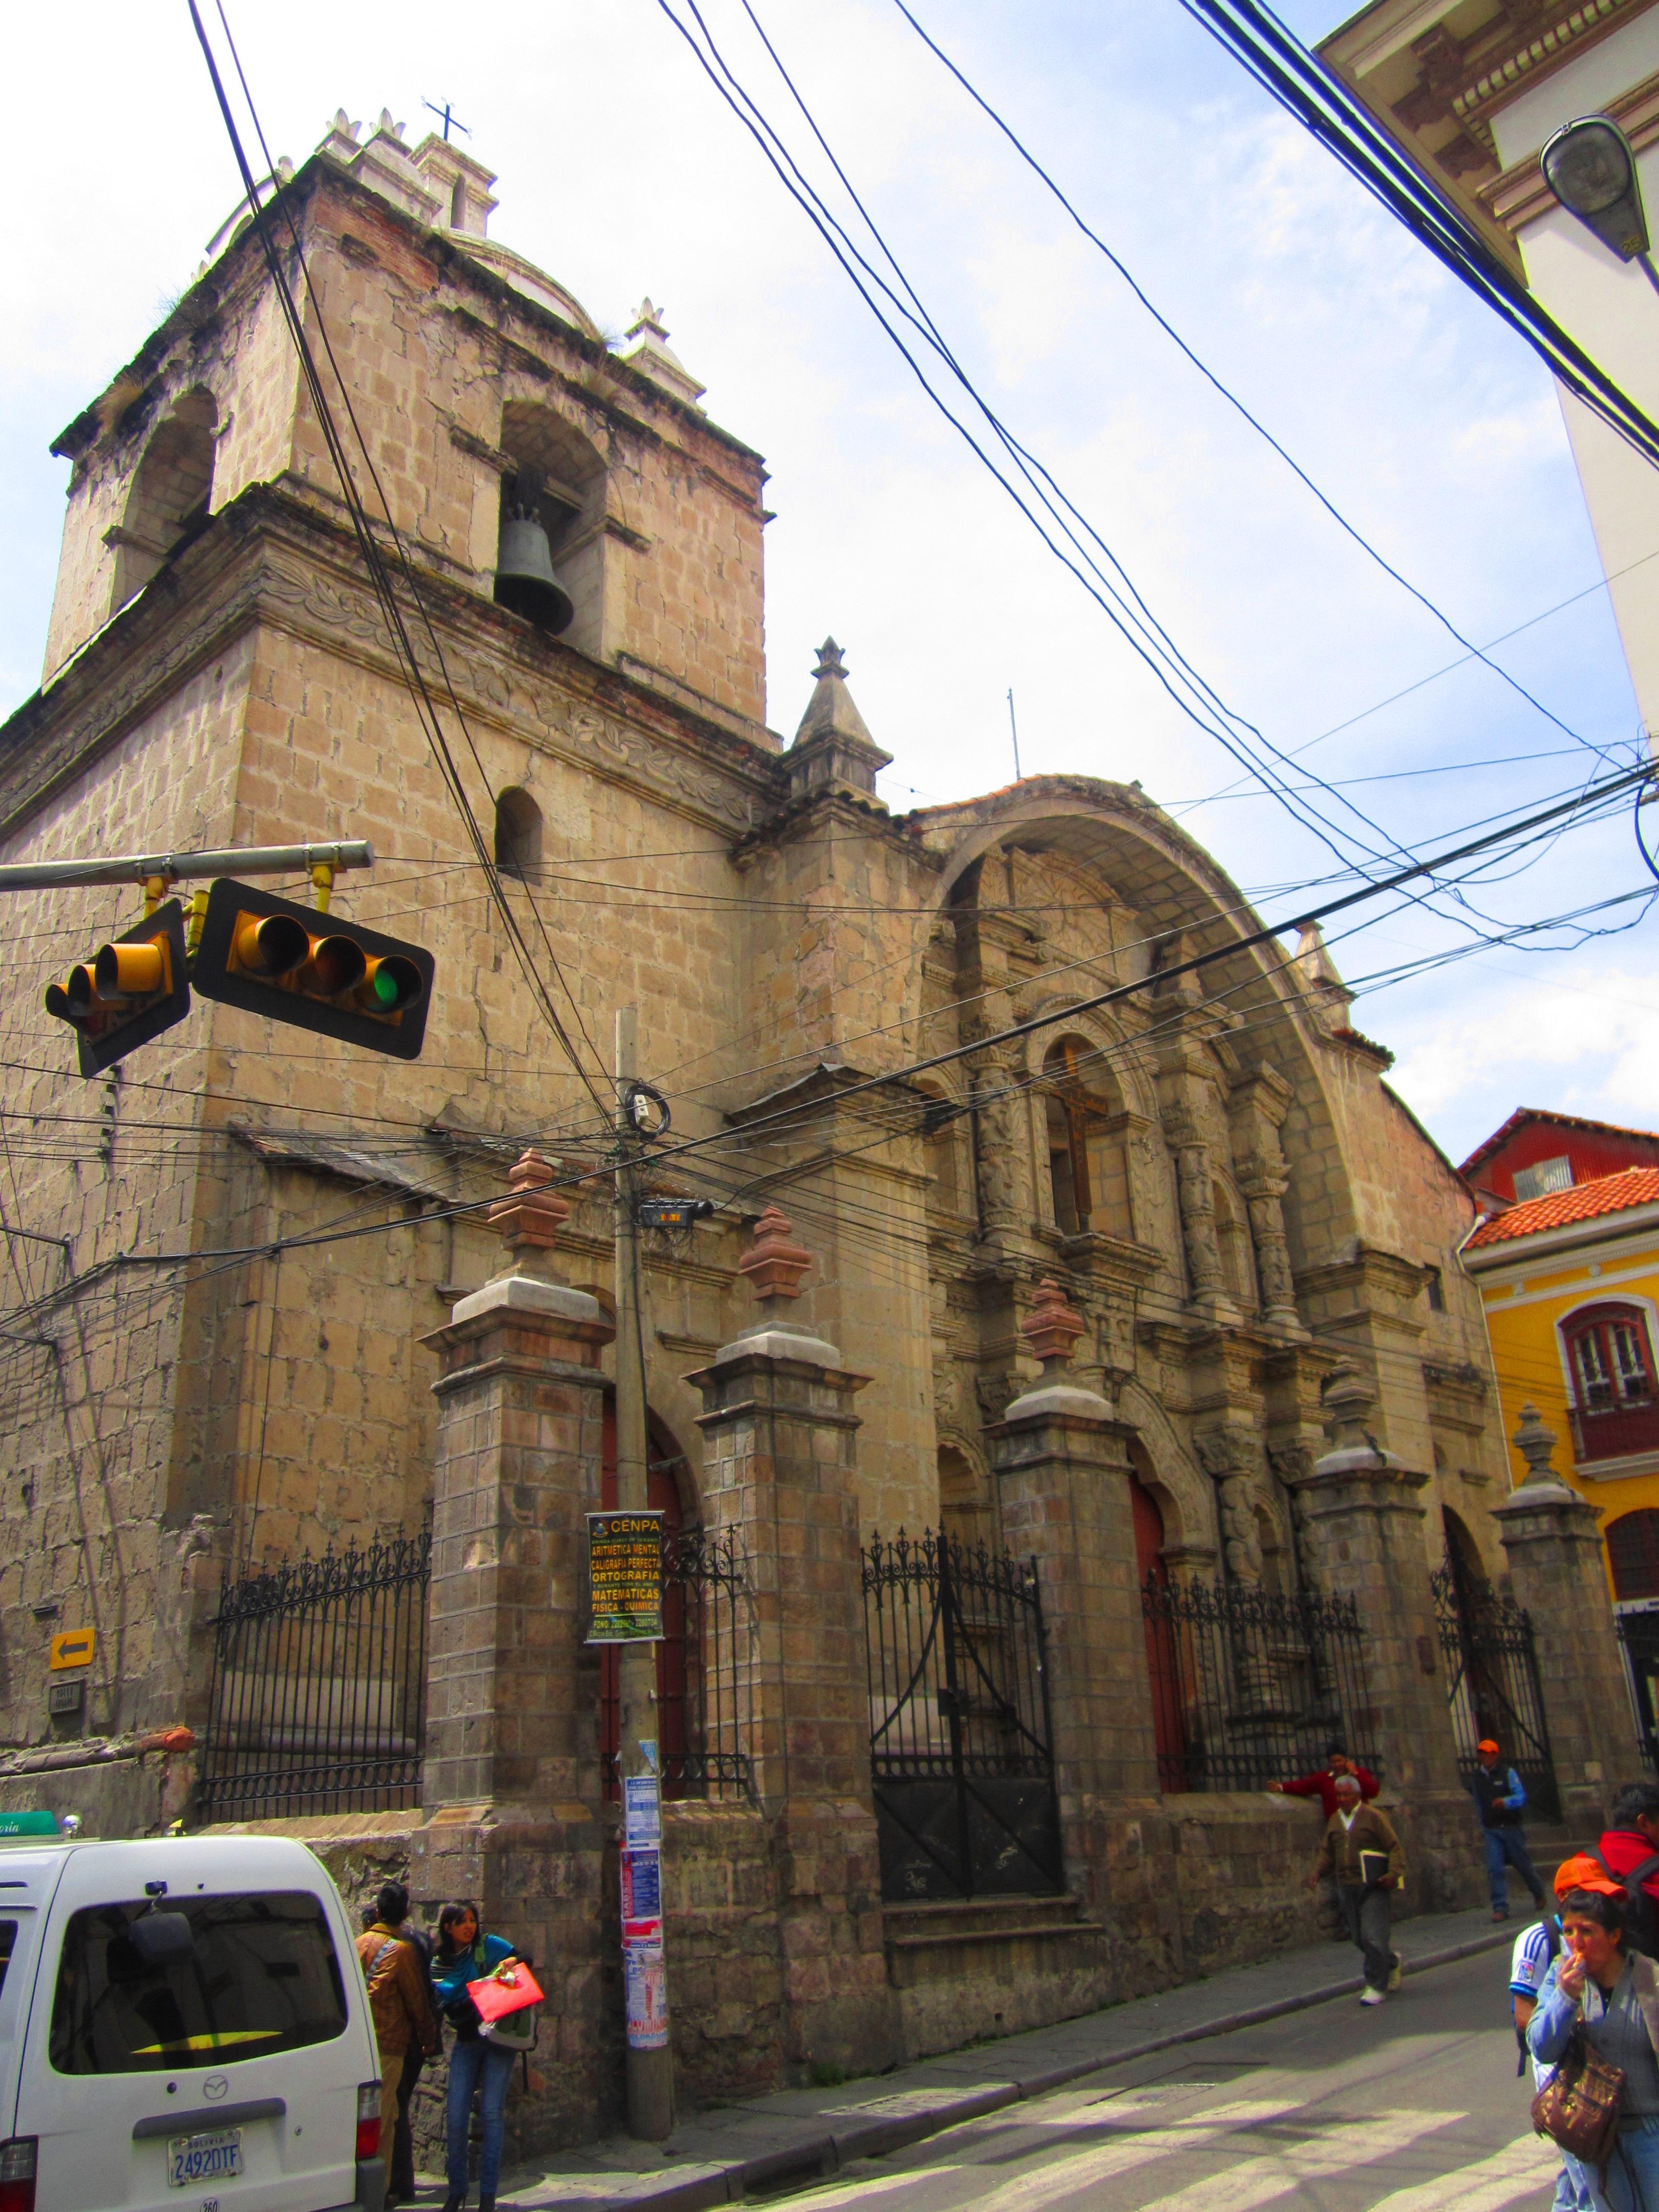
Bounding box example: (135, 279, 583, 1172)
(50, 1891, 346, 2074)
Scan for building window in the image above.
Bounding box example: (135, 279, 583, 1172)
(1040, 1039, 1132, 1242)
(1425, 1265, 1445, 1313)
(1563, 1303, 1659, 1464)
(1568, 1305, 1655, 1411)
(1514, 1155, 1573, 1202)
(1608, 1511, 1659, 1602)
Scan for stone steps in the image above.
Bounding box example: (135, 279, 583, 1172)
(883, 1891, 1101, 1953)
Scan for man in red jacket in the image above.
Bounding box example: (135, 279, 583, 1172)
(1269, 1741, 1381, 1820)
(1597, 1780, 1659, 1917)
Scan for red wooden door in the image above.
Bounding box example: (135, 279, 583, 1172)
(598, 1401, 691, 1795)
(1132, 1475, 1187, 1792)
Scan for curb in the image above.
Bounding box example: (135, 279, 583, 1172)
(541, 1924, 1515, 2211)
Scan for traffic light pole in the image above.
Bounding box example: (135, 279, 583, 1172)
(615, 1006, 675, 2141)
(0, 840, 374, 893)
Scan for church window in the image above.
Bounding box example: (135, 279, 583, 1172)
(494, 787, 542, 882)
(1042, 1039, 1130, 1240)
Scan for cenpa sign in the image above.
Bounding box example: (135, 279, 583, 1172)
(585, 1512, 664, 1643)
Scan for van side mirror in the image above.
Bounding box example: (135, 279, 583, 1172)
(128, 1912, 194, 1965)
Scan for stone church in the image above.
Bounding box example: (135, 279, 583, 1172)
(0, 107, 1631, 2144)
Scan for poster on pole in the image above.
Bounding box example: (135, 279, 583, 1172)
(586, 1510, 664, 1642)
(625, 1941, 669, 2050)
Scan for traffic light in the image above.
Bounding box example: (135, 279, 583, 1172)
(192, 879, 434, 1059)
(43, 899, 190, 1074)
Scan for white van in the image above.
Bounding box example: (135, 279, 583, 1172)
(0, 1832, 386, 2211)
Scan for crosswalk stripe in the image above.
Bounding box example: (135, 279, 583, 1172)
(1128, 2110, 1467, 2212)
(976, 2100, 1324, 2211)
(1358, 2131, 1559, 2212)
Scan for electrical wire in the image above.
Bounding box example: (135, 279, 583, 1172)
(1178, 0, 1659, 475)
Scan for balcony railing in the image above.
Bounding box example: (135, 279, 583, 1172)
(1570, 1399, 1659, 1464)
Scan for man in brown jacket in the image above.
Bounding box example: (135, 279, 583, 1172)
(1308, 1769, 1406, 2005)
(356, 1889, 440, 2201)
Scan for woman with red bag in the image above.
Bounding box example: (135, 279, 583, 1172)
(431, 1901, 531, 2212)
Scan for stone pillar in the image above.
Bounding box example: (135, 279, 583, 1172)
(1163, 1112, 1226, 1305)
(420, 1148, 614, 1814)
(987, 1281, 1160, 1889)
(1494, 1405, 1636, 1829)
(686, 1207, 895, 2076)
(1279, 1362, 1460, 1799)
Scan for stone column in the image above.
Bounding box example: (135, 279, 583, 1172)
(420, 1148, 614, 1814)
(1163, 1113, 1226, 1305)
(987, 1281, 1160, 1890)
(1494, 1406, 1636, 1829)
(1279, 1362, 1460, 1799)
(686, 1207, 895, 2076)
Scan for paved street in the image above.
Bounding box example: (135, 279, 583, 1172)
(757, 1950, 1555, 2212)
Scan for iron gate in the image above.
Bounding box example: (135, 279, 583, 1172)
(1617, 1607, 1659, 1772)
(199, 1527, 430, 1822)
(1432, 1556, 1559, 1817)
(1140, 1575, 1380, 1794)
(863, 1529, 1062, 1902)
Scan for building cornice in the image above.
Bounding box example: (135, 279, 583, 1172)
(1482, 62, 1659, 231)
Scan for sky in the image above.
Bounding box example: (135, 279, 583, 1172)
(3, 0, 1655, 1170)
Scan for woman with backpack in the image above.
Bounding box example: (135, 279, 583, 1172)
(1529, 1869, 1659, 2211)
(431, 1901, 531, 2212)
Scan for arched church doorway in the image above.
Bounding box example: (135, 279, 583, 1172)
(1132, 1467, 1188, 1792)
(599, 1398, 694, 1797)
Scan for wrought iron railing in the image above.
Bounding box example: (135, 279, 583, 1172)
(863, 1529, 1062, 1900)
(199, 1527, 431, 1822)
(1432, 1560, 1559, 1817)
(601, 1524, 755, 1801)
(1140, 1575, 1379, 1795)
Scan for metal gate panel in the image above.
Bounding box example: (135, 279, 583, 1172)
(1432, 1557, 1560, 1818)
(864, 1530, 1063, 1903)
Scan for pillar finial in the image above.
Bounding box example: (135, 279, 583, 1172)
(737, 1204, 812, 1313)
(1022, 1279, 1084, 1376)
(1321, 1359, 1379, 1455)
(486, 1147, 571, 1279)
(1512, 1402, 1561, 1485)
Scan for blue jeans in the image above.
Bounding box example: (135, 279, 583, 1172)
(1556, 2149, 1596, 2211)
(445, 2034, 517, 2199)
(1484, 1825, 1545, 1912)
(1596, 2116, 1659, 2212)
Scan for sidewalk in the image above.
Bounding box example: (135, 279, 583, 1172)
(478, 1904, 1517, 2210)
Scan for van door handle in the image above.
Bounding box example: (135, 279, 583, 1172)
(133, 2096, 286, 2139)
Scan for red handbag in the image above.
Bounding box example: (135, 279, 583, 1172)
(466, 1960, 543, 2023)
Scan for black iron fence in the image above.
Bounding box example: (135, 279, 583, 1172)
(1432, 1559, 1559, 1818)
(863, 1529, 1062, 1902)
(1140, 1575, 1379, 1794)
(199, 1527, 431, 1822)
(600, 1523, 755, 1801)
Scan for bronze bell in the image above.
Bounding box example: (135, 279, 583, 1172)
(494, 467, 576, 634)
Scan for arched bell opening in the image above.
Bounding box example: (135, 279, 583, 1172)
(495, 402, 606, 648)
(111, 388, 218, 614)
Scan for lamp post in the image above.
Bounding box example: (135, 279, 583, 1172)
(1541, 116, 1659, 299)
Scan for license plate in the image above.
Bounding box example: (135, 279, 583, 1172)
(168, 2129, 242, 2187)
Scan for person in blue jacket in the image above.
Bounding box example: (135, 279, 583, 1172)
(1473, 1737, 1547, 1923)
(431, 1900, 530, 2212)
(1529, 1877, 1659, 2212)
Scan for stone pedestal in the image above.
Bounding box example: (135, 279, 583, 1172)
(686, 1207, 895, 2077)
(1494, 1406, 1636, 1828)
(986, 1283, 1160, 1905)
(421, 1151, 614, 1814)
(1281, 1363, 1461, 1801)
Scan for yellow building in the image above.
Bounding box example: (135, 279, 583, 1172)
(1462, 1164, 1659, 1750)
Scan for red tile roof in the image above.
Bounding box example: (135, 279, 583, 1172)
(1466, 1166, 1659, 1249)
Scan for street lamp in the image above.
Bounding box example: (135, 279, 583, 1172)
(1541, 116, 1659, 297)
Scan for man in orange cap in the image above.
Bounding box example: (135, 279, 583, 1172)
(1471, 1738, 1546, 1923)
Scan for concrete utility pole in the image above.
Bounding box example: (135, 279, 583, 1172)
(614, 1006, 675, 2140)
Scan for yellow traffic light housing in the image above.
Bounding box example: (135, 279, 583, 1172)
(193, 879, 434, 1059)
(43, 899, 190, 1074)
